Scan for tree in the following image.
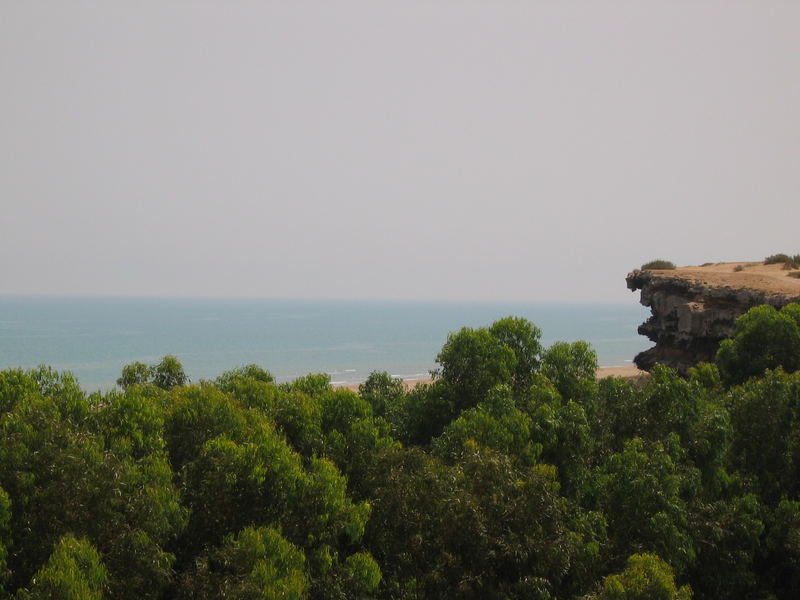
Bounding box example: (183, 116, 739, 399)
(540, 398, 594, 499)
(253, 386, 325, 458)
(280, 373, 331, 398)
(593, 375, 640, 457)
(716, 303, 800, 385)
(339, 552, 382, 599)
(542, 341, 598, 403)
(594, 437, 698, 575)
(117, 361, 153, 389)
(686, 494, 763, 599)
(318, 388, 396, 496)
(362, 444, 585, 599)
(163, 384, 250, 473)
(176, 423, 306, 560)
(435, 327, 516, 412)
(592, 366, 731, 495)
(95, 388, 168, 459)
(431, 384, 539, 466)
(589, 553, 692, 600)
(152, 355, 189, 390)
(0, 369, 42, 414)
(456, 445, 586, 599)
(386, 379, 455, 446)
(763, 500, 800, 599)
(15, 535, 107, 600)
(358, 371, 405, 419)
(488, 317, 543, 397)
(0, 487, 10, 592)
(0, 379, 187, 600)
(726, 368, 800, 502)
(117, 355, 189, 390)
(169, 386, 373, 594)
(361, 446, 475, 598)
(179, 526, 308, 600)
(215, 364, 274, 392)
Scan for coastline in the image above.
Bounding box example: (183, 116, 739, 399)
(0, 298, 649, 392)
(338, 365, 647, 392)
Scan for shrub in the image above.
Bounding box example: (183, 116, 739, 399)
(765, 253, 791, 265)
(734, 265, 745, 272)
(788, 272, 800, 279)
(640, 260, 676, 270)
(765, 254, 800, 269)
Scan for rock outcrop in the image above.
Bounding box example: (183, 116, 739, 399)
(626, 263, 800, 374)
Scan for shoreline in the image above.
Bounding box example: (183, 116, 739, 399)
(337, 365, 647, 392)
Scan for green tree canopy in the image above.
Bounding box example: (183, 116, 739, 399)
(542, 340, 598, 402)
(591, 553, 692, 600)
(594, 437, 698, 574)
(117, 361, 153, 389)
(179, 526, 308, 600)
(214, 364, 274, 392)
(716, 303, 800, 385)
(0, 379, 186, 599)
(431, 384, 539, 466)
(117, 355, 189, 390)
(488, 316, 543, 396)
(358, 371, 405, 419)
(0, 486, 11, 592)
(726, 368, 800, 502)
(435, 326, 516, 412)
(15, 535, 107, 600)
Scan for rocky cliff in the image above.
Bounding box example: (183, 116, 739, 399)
(626, 262, 800, 373)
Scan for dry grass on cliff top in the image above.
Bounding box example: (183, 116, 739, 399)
(651, 261, 800, 297)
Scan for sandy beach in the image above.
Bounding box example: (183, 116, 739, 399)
(338, 365, 647, 392)
(595, 365, 647, 379)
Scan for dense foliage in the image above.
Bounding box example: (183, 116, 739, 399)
(1, 306, 800, 598)
(716, 303, 800, 385)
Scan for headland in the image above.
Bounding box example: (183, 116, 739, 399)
(627, 260, 800, 373)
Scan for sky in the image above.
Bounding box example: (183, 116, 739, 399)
(1, 1, 798, 303)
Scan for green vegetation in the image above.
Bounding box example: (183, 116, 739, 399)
(764, 253, 800, 269)
(640, 260, 676, 270)
(2, 307, 800, 598)
(116, 354, 188, 389)
(15, 535, 107, 600)
(587, 553, 692, 600)
(716, 303, 800, 385)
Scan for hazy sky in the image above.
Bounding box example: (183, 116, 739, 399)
(1, 1, 798, 302)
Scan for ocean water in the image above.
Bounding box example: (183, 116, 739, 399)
(0, 297, 651, 392)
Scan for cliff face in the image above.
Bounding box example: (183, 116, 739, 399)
(626, 264, 800, 374)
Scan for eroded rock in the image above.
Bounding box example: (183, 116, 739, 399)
(626, 267, 800, 374)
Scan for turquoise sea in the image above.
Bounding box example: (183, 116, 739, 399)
(0, 297, 651, 392)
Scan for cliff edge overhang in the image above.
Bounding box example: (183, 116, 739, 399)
(626, 264, 800, 374)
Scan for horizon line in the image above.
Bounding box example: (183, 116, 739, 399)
(0, 292, 638, 306)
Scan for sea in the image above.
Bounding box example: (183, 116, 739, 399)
(0, 297, 651, 393)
